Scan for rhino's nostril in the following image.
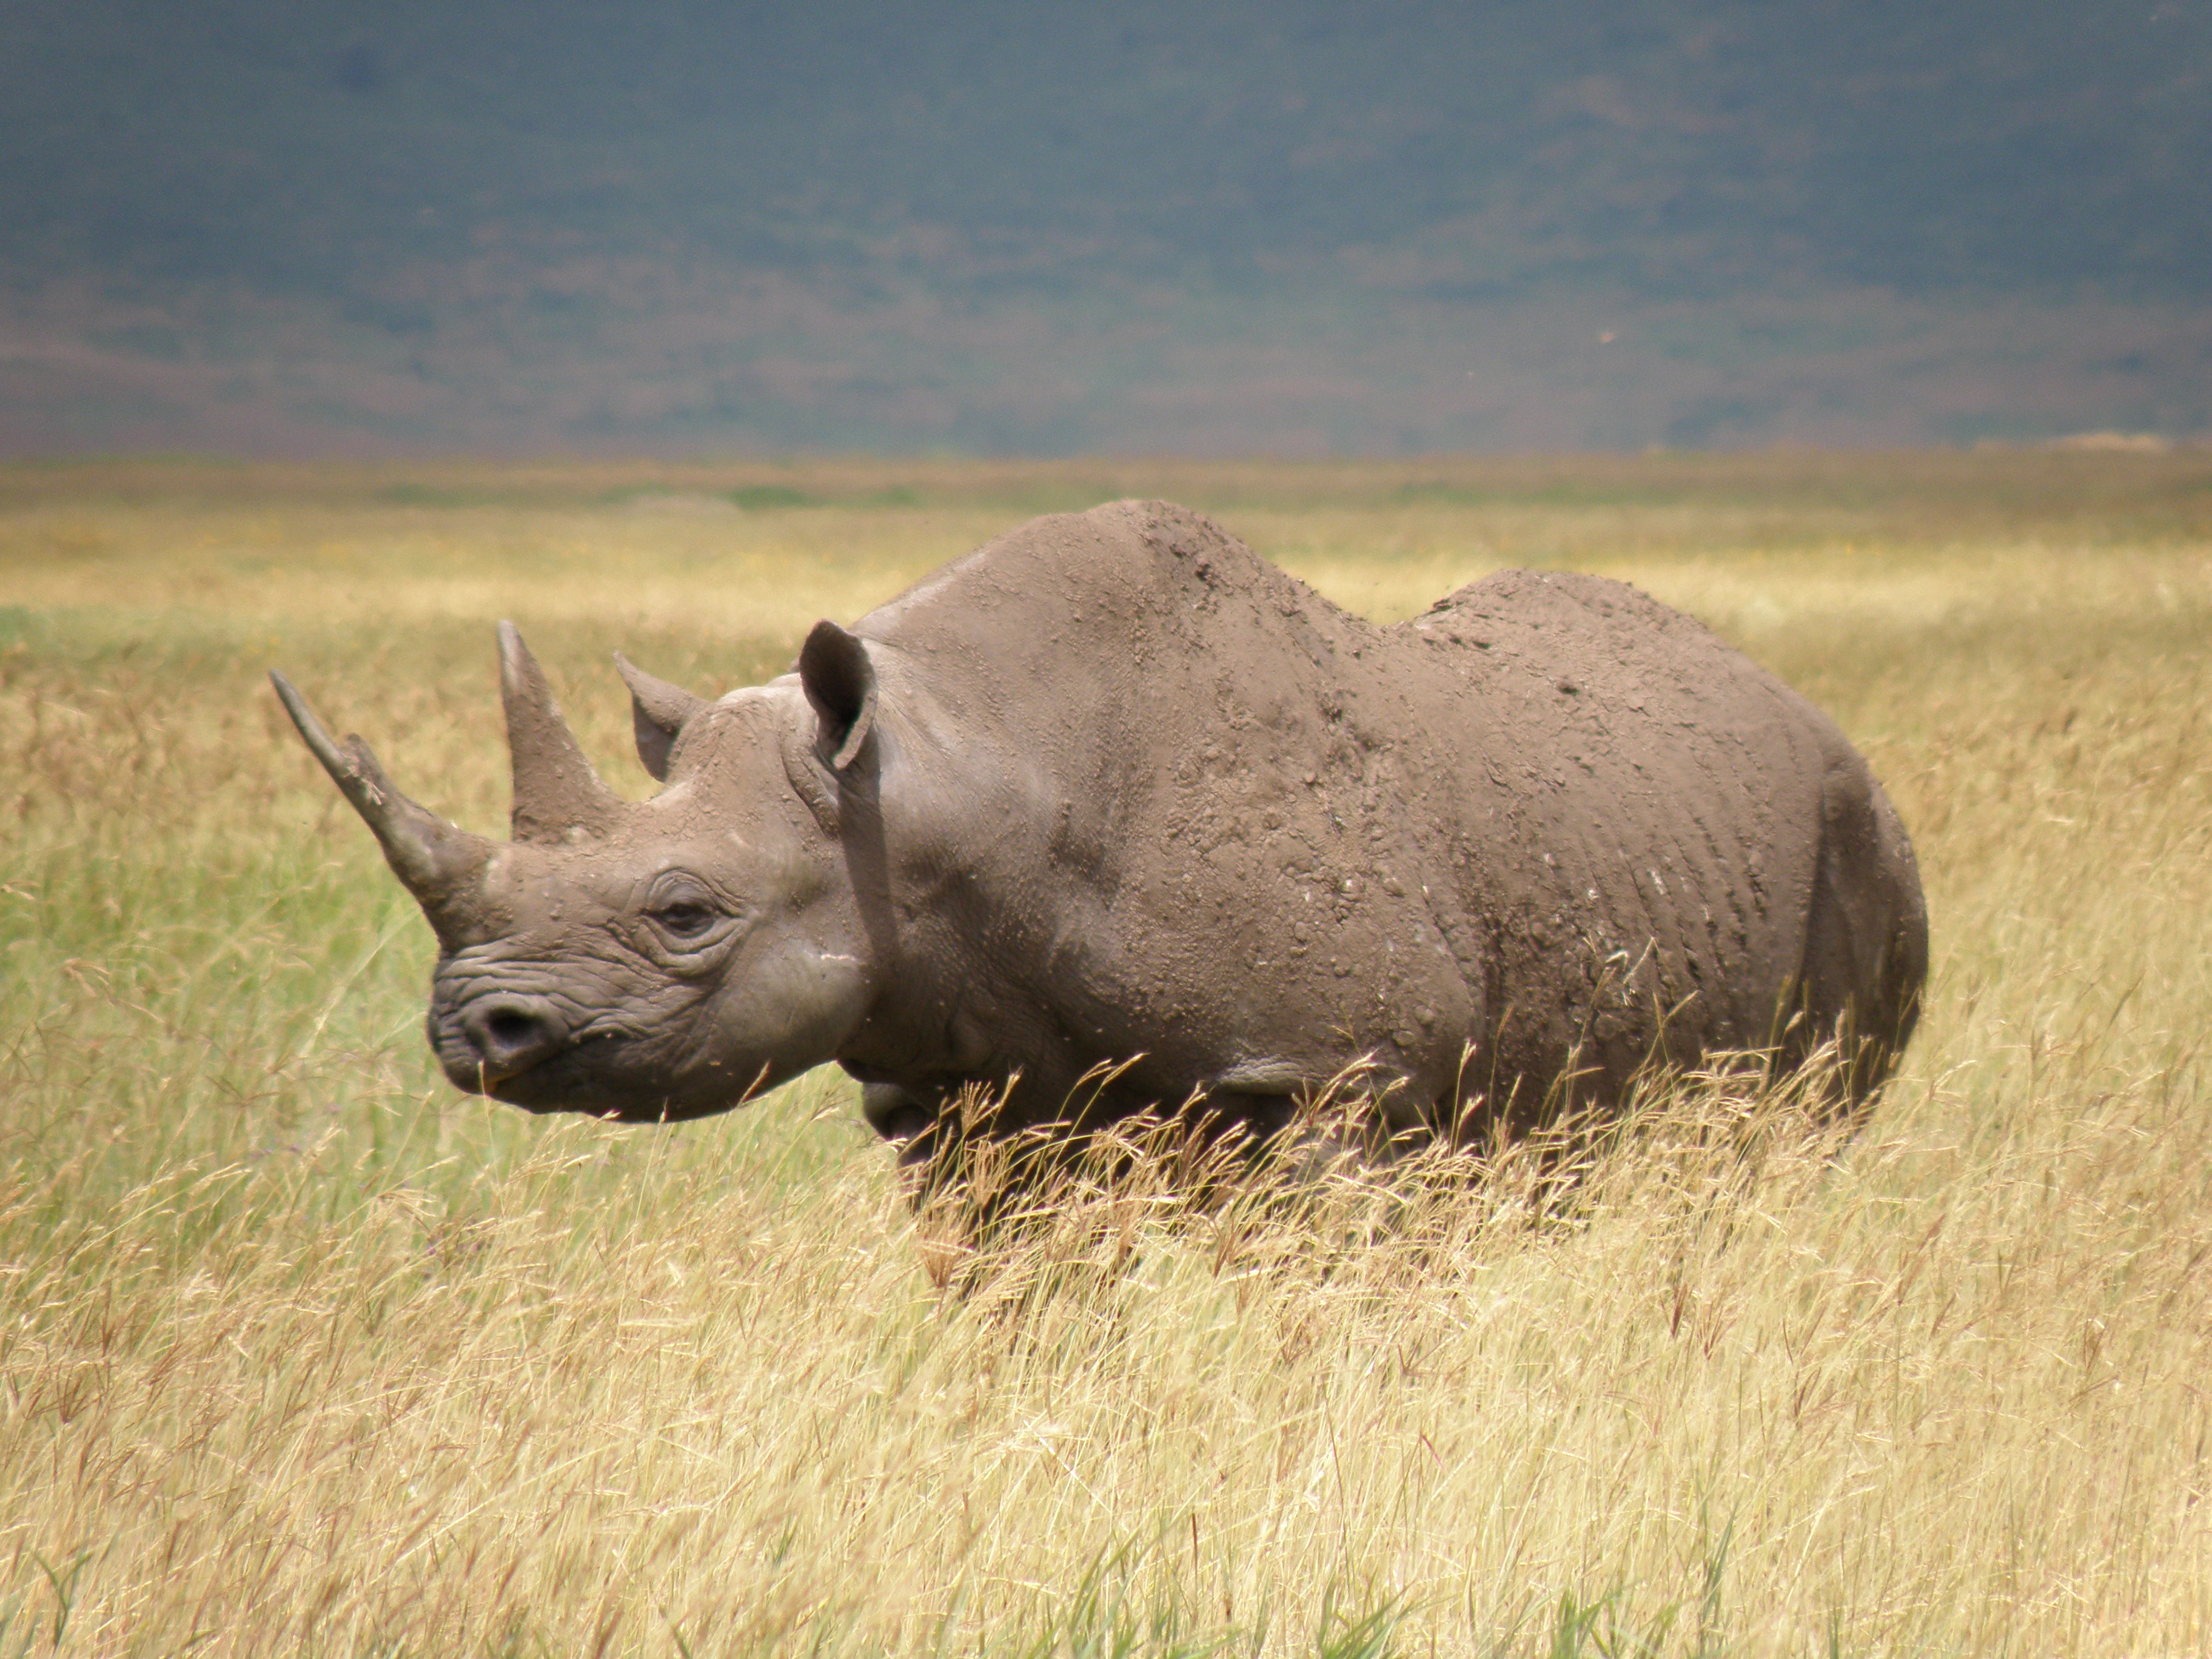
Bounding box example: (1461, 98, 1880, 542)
(485, 1010, 539, 1051)
(461, 997, 568, 1078)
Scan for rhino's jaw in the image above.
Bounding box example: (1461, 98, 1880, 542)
(431, 1004, 770, 1122)
(425, 947, 733, 1118)
(470, 1048, 774, 1122)
(427, 934, 874, 1123)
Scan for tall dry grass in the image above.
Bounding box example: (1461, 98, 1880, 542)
(2, 454, 2209, 1655)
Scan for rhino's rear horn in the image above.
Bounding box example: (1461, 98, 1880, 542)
(269, 671, 493, 946)
(498, 622, 624, 842)
(613, 651, 709, 782)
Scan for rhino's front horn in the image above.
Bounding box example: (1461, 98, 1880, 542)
(269, 671, 494, 945)
(498, 622, 623, 843)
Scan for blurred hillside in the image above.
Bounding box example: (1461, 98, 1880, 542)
(4, 0, 2209, 454)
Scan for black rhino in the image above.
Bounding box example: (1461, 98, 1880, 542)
(273, 501, 1927, 1162)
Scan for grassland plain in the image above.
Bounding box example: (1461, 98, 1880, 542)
(2, 452, 2209, 1657)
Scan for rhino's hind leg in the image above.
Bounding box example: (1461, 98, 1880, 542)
(1794, 759, 1932, 1116)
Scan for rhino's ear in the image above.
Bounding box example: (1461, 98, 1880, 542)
(613, 652, 709, 782)
(798, 620, 877, 772)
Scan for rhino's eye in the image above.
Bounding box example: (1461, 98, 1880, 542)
(652, 901, 718, 940)
(641, 875, 734, 955)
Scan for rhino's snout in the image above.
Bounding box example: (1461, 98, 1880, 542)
(458, 994, 571, 1084)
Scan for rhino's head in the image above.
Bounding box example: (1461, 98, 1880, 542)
(273, 622, 883, 1121)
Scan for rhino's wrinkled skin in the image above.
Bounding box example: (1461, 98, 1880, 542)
(275, 501, 1928, 1159)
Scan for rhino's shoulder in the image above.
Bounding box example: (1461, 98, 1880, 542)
(864, 498, 1326, 651)
(1025, 498, 1281, 600)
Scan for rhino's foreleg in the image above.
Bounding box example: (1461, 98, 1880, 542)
(860, 1081, 938, 1155)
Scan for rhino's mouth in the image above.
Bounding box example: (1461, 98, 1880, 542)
(446, 1034, 760, 1124)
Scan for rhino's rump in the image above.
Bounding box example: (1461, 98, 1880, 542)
(1406, 569, 1862, 1114)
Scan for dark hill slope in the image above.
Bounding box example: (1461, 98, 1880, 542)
(3, 0, 2208, 452)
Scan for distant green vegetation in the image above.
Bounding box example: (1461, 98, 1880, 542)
(725, 483, 815, 510)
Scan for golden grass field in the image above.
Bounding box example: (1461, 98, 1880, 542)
(3, 451, 2210, 1656)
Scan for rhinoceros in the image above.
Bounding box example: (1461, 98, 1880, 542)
(273, 500, 1927, 1163)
